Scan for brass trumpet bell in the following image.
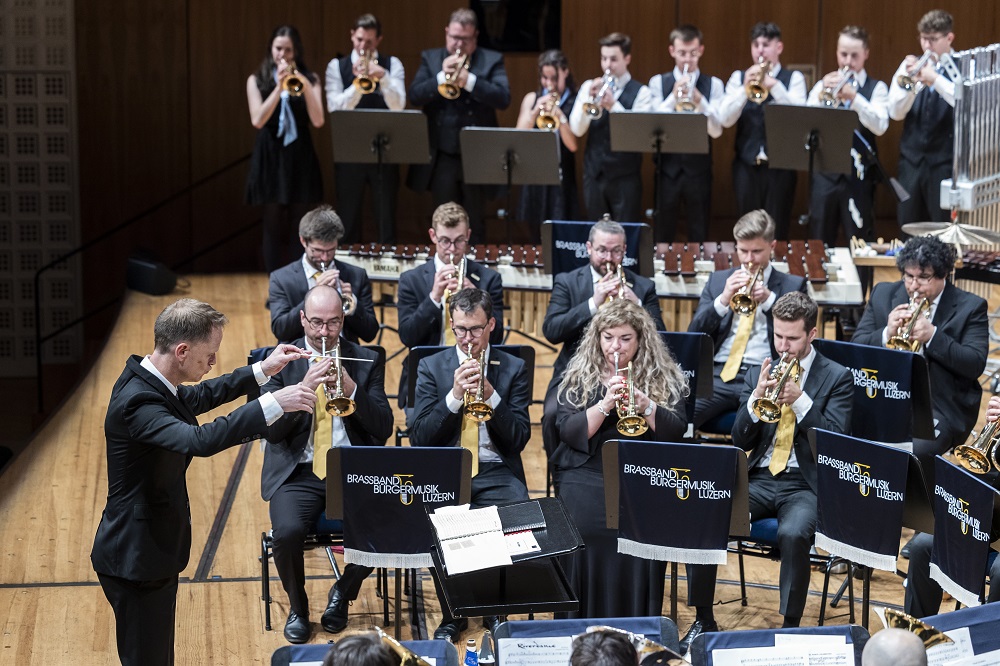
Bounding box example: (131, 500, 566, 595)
(745, 57, 771, 104)
(322, 339, 357, 417)
(730, 265, 762, 315)
(886, 296, 929, 352)
(376, 627, 433, 666)
(463, 343, 493, 423)
(751, 354, 800, 424)
(353, 50, 379, 94)
(954, 420, 1000, 475)
(536, 92, 561, 130)
(281, 60, 305, 96)
(614, 356, 649, 437)
(438, 50, 469, 99)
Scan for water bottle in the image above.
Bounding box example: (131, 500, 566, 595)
(478, 630, 496, 664)
(464, 638, 479, 666)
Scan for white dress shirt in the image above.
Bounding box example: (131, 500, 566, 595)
(569, 71, 654, 138)
(712, 264, 779, 367)
(325, 50, 406, 112)
(806, 69, 889, 136)
(444, 344, 503, 463)
(648, 68, 725, 138)
(718, 63, 808, 129)
(297, 338, 358, 464)
(749, 345, 818, 470)
(887, 55, 956, 121)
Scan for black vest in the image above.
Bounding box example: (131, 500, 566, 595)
(734, 67, 794, 165)
(584, 78, 643, 180)
(851, 75, 880, 172)
(899, 71, 954, 168)
(338, 53, 392, 109)
(657, 71, 715, 177)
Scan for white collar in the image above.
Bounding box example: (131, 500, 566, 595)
(140, 355, 177, 396)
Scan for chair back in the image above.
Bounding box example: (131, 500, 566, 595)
(495, 616, 680, 654)
(494, 344, 536, 403)
(690, 624, 869, 666)
(660, 331, 713, 425)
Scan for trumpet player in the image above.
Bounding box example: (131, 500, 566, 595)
(648, 24, 725, 243)
(805, 26, 889, 248)
(569, 32, 653, 222)
(888, 10, 957, 229)
(269, 205, 379, 344)
(719, 22, 807, 241)
(261, 285, 393, 643)
(325, 14, 405, 244)
(408, 8, 510, 245)
(683, 292, 852, 648)
(688, 210, 807, 430)
(410, 288, 531, 642)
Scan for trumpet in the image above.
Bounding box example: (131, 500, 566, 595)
(438, 50, 470, 99)
(886, 295, 930, 352)
(897, 50, 937, 92)
(583, 69, 616, 119)
(353, 49, 379, 94)
(675, 64, 697, 112)
(954, 418, 1000, 475)
(603, 262, 628, 304)
(320, 338, 356, 417)
(818, 66, 856, 106)
(613, 352, 649, 436)
(317, 261, 358, 317)
(375, 627, 433, 666)
(536, 91, 561, 130)
(463, 342, 493, 422)
(751, 353, 801, 423)
(746, 57, 771, 104)
(280, 59, 305, 96)
(730, 264, 763, 315)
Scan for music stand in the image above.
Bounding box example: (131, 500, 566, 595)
(459, 127, 562, 245)
(763, 105, 857, 227)
(609, 113, 709, 224)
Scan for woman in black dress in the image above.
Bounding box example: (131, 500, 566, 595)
(246, 25, 325, 272)
(554, 299, 689, 618)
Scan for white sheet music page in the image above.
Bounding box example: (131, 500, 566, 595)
(925, 626, 975, 665)
(711, 643, 853, 666)
(431, 505, 511, 574)
(430, 504, 502, 540)
(497, 636, 573, 665)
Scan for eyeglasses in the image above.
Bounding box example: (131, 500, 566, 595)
(591, 245, 625, 257)
(902, 272, 936, 286)
(305, 317, 342, 331)
(436, 236, 468, 249)
(446, 33, 474, 43)
(452, 324, 487, 338)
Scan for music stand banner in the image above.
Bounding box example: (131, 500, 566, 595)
(340, 448, 465, 568)
(616, 441, 736, 564)
(930, 457, 997, 608)
(546, 221, 644, 275)
(813, 430, 909, 572)
(659, 332, 705, 425)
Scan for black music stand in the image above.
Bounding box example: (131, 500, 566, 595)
(763, 105, 857, 227)
(609, 112, 709, 224)
(459, 127, 562, 246)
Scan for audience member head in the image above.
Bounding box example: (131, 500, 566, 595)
(861, 628, 927, 666)
(322, 632, 401, 666)
(570, 630, 639, 666)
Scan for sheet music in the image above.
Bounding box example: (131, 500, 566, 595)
(439, 527, 511, 574)
(505, 530, 541, 556)
(430, 505, 502, 540)
(773, 635, 847, 646)
(711, 643, 853, 666)
(943, 647, 1000, 665)
(926, 627, 975, 665)
(498, 636, 573, 665)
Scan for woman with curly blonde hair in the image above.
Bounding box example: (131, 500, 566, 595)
(553, 299, 689, 618)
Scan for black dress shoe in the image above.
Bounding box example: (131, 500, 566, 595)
(432, 617, 469, 642)
(283, 611, 311, 644)
(679, 619, 719, 655)
(321, 585, 349, 633)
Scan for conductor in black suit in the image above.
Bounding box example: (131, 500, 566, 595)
(541, 217, 664, 479)
(410, 287, 531, 642)
(396, 202, 504, 409)
(407, 7, 511, 244)
(688, 210, 808, 429)
(268, 205, 379, 344)
(681, 292, 853, 650)
(91, 298, 316, 666)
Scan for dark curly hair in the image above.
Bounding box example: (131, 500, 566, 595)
(894, 235, 955, 279)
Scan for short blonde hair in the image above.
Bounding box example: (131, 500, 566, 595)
(733, 209, 776, 242)
(431, 202, 469, 231)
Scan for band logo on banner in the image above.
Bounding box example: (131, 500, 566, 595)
(813, 430, 909, 571)
(548, 221, 644, 275)
(340, 448, 463, 569)
(617, 441, 736, 565)
(930, 457, 997, 608)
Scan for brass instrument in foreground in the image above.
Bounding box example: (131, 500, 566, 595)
(954, 418, 1000, 474)
(280, 59, 304, 96)
(353, 49, 379, 94)
(886, 295, 930, 352)
(584, 626, 689, 664)
(752, 353, 801, 423)
(317, 261, 358, 316)
(604, 262, 628, 303)
(321, 338, 356, 417)
(438, 50, 470, 99)
(730, 264, 763, 315)
(746, 57, 771, 104)
(897, 50, 937, 92)
(375, 627, 433, 666)
(463, 342, 493, 422)
(613, 352, 649, 436)
(536, 91, 561, 130)
(818, 66, 856, 106)
(675, 64, 696, 112)
(583, 69, 616, 119)
(882, 608, 954, 649)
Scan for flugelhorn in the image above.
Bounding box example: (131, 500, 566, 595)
(897, 50, 937, 92)
(438, 50, 470, 99)
(317, 261, 358, 317)
(321, 338, 356, 417)
(954, 418, 1000, 475)
(280, 59, 304, 96)
(730, 264, 763, 315)
(375, 627, 433, 666)
(746, 56, 771, 104)
(583, 69, 615, 119)
(881, 608, 954, 650)
(353, 49, 379, 94)
(752, 353, 801, 423)
(613, 351, 649, 436)
(463, 342, 492, 422)
(818, 66, 856, 106)
(536, 91, 561, 130)
(675, 64, 697, 112)
(886, 295, 930, 352)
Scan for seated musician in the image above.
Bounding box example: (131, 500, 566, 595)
(395, 202, 504, 410)
(688, 209, 807, 430)
(541, 217, 664, 486)
(682, 291, 853, 649)
(261, 285, 393, 643)
(409, 287, 531, 642)
(268, 205, 379, 344)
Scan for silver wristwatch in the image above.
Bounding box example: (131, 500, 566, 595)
(642, 402, 655, 417)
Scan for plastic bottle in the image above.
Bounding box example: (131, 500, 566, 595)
(478, 629, 496, 664)
(464, 638, 479, 666)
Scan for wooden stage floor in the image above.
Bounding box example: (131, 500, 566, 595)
(0, 273, 984, 665)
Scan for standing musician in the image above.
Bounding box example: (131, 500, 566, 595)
(688, 210, 807, 430)
(719, 22, 807, 241)
(396, 202, 504, 410)
(268, 205, 379, 344)
(888, 10, 956, 230)
(261, 285, 393, 643)
(648, 24, 724, 243)
(806, 25, 889, 248)
(569, 32, 654, 223)
(682, 292, 853, 649)
(92, 299, 316, 666)
(515, 49, 579, 241)
(409, 287, 531, 642)
(541, 218, 664, 484)
(325, 14, 406, 244)
(408, 8, 511, 245)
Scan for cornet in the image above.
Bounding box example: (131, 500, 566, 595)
(613, 352, 649, 436)
(751, 353, 801, 423)
(675, 64, 697, 113)
(818, 66, 856, 106)
(353, 49, 379, 94)
(536, 91, 561, 130)
(280, 60, 304, 96)
(897, 50, 937, 92)
(583, 69, 616, 119)
(603, 262, 628, 304)
(438, 50, 470, 99)
(746, 57, 771, 104)
(954, 418, 1000, 475)
(320, 338, 356, 417)
(886, 295, 930, 352)
(317, 261, 358, 317)
(730, 264, 763, 315)
(463, 343, 493, 422)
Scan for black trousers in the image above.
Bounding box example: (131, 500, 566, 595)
(655, 169, 711, 243)
(98, 571, 179, 666)
(582, 170, 642, 223)
(732, 161, 797, 241)
(430, 152, 487, 245)
(897, 157, 951, 229)
(808, 172, 876, 247)
(904, 533, 1000, 616)
(335, 162, 400, 244)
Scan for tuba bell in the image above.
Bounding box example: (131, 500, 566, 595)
(353, 49, 379, 94)
(536, 91, 561, 130)
(954, 418, 1000, 475)
(613, 352, 649, 436)
(280, 59, 305, 96)
(730, 264, 763, 315)
(751, 353, 801, 423)
(745, 56, 771, 104)
(438, 50, 470, 99)
(463, 343, 493, 422)
(886, 295, 930, 352)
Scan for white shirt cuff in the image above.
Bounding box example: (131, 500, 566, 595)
(445, 391, 464, 414)
(465, 71, 477, 92)
(259, 392, 283, 426)
(252, 361, 268, 385)
(714, 295, 729, 317)
(791, 393, 813, 420)
(588, 297, 598, 315)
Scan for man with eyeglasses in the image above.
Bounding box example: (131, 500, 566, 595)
(410, 287, 531, 642)
(261, 284, 393, 643)
(269, 205, 379, 344)
(396, 202, 504, 410)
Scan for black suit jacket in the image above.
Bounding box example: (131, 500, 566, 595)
(260, 338, 392, 501)
(395, 257, 504, 406)
(852, 280, 988, 435)
(92, 356, 267, 581)
(732, 351, 853, 493)
(688, 267, 808, 360)
(410, 346, 530, 483)
(543, 264, 665, 389)
(268, 257, 379, 344)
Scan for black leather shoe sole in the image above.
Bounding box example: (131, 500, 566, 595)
(432, 617, 469, 642)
